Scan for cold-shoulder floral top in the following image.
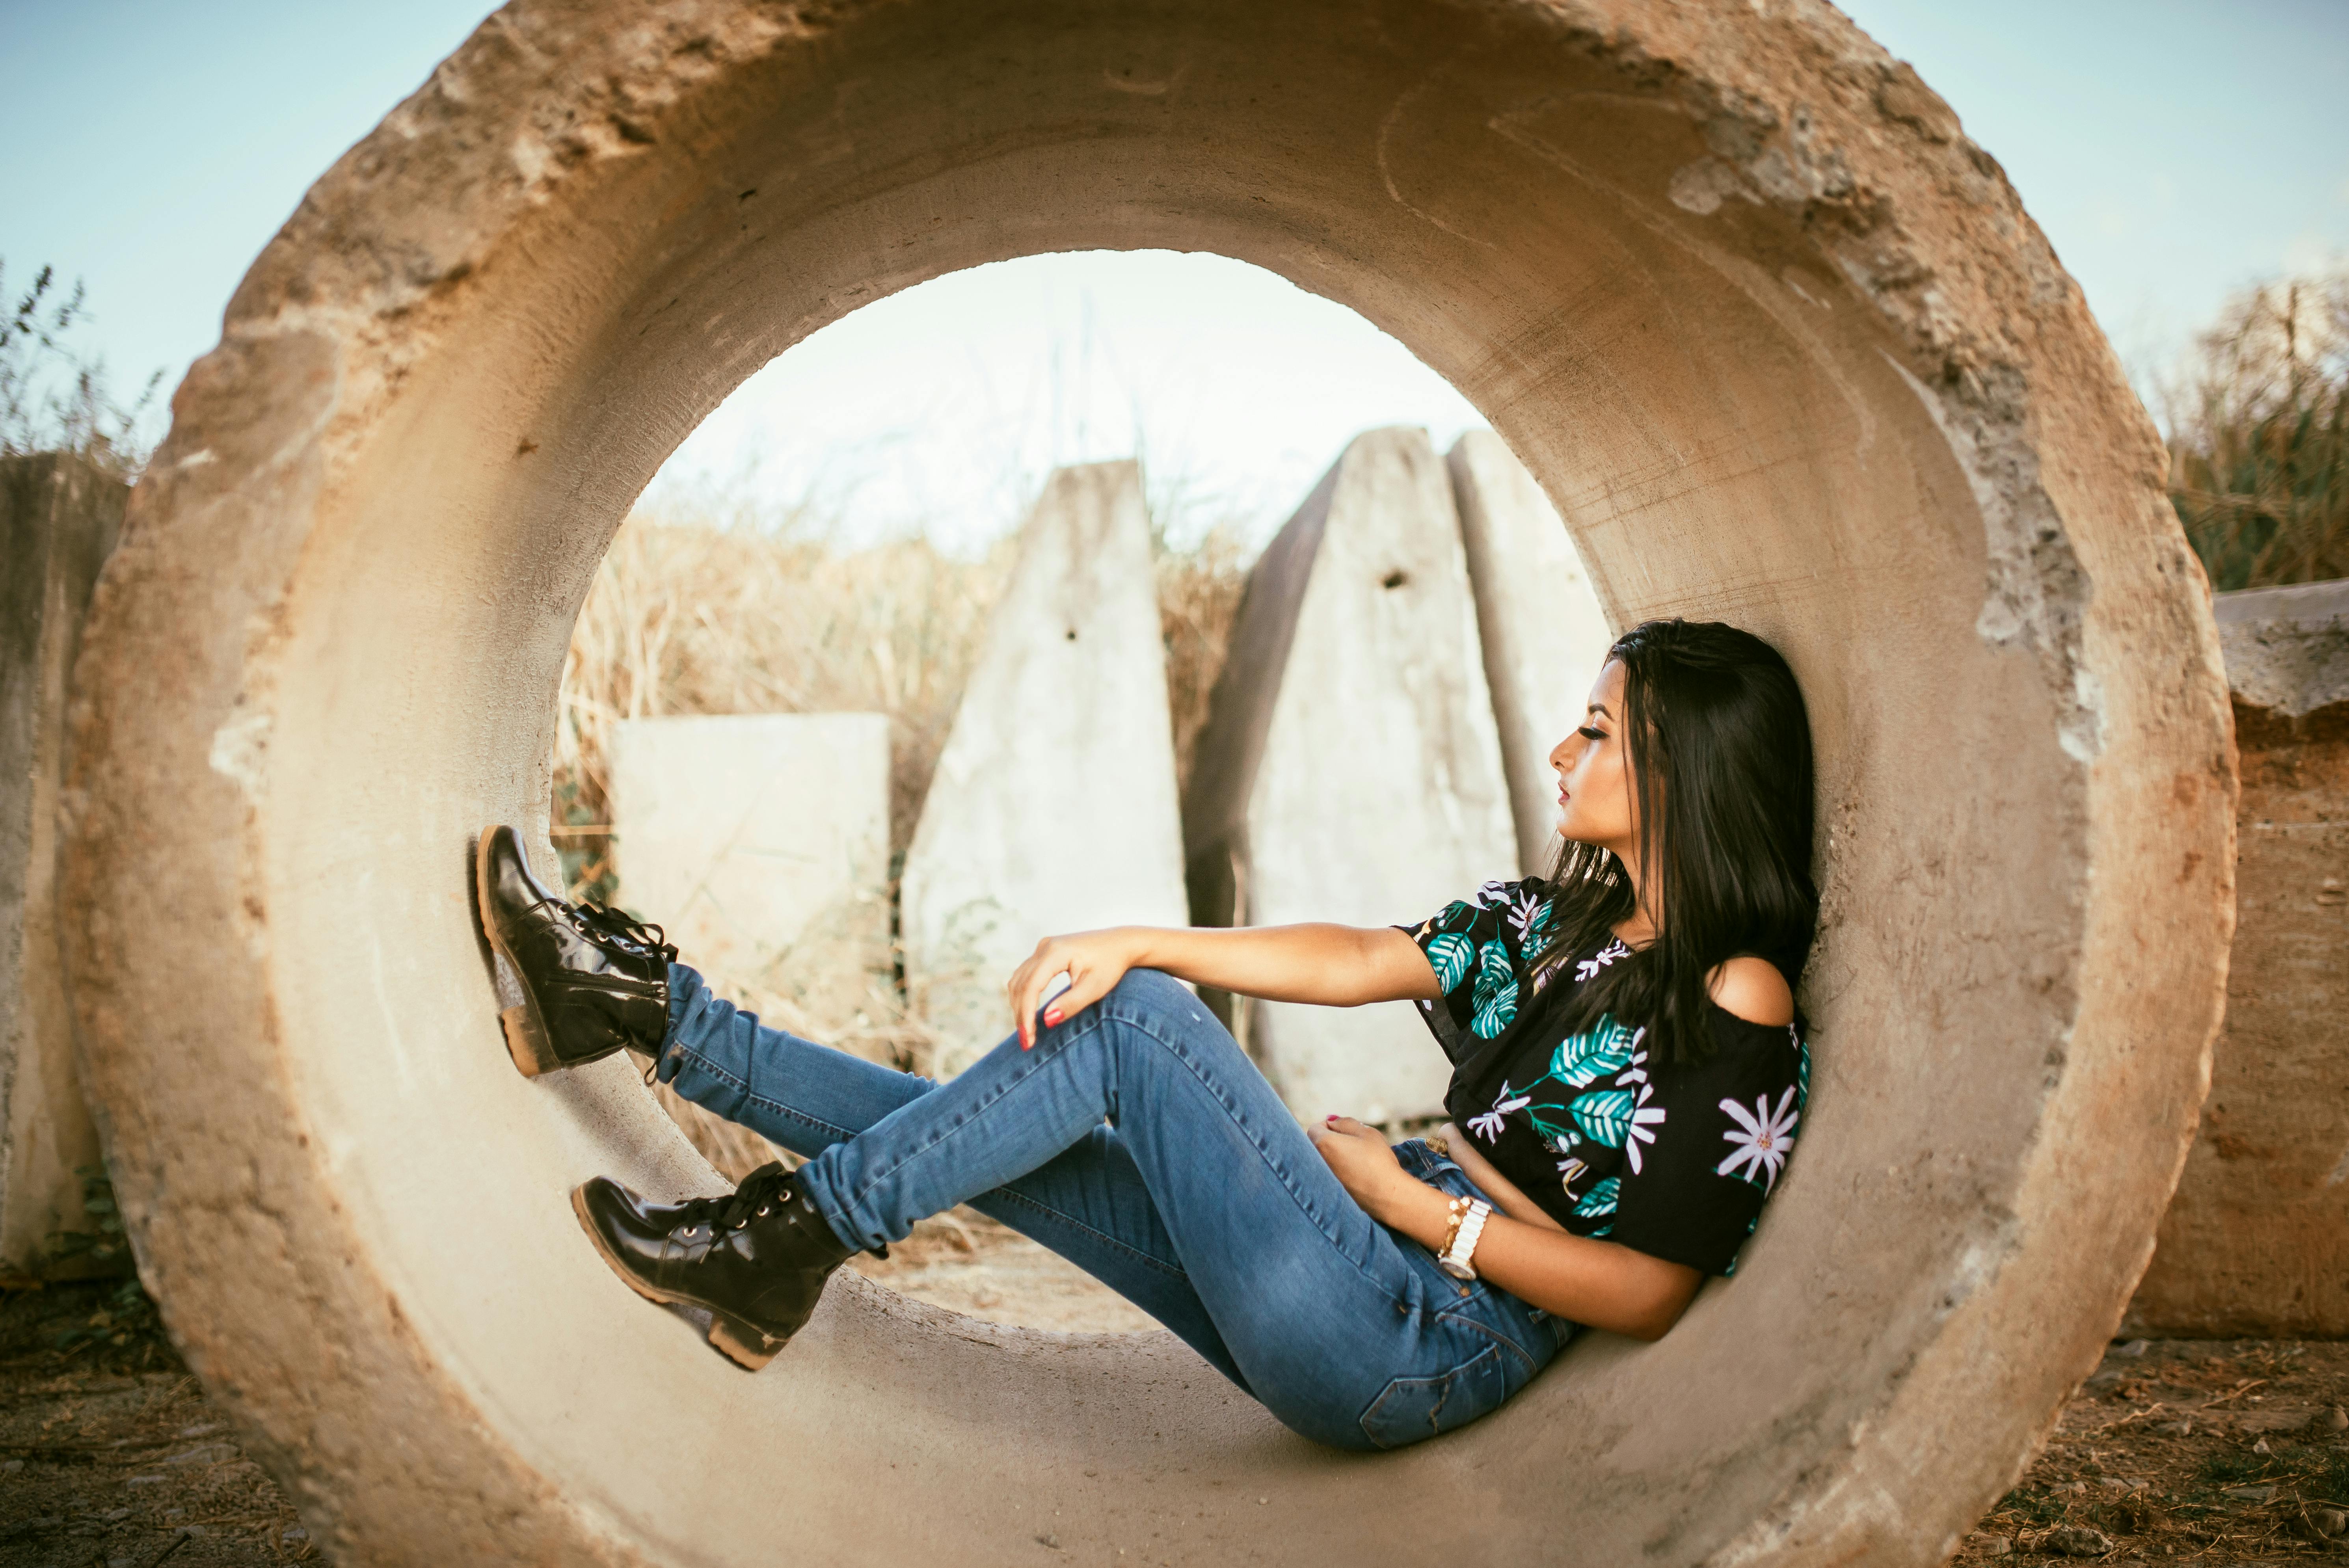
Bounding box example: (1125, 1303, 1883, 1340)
(1403, 878, 1809, 1277)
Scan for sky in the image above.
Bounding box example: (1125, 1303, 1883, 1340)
(5, 0, 2345, 548)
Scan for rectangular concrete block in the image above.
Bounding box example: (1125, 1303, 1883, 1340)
(1448, 430, 1616, 876)
(2, 455, 125, 1272)
(1184, 428, 1517, 1123)
(902, 461, 1189, 1074)
(611, 713, 895, 1041)
(2124, 577, 2349, 1337)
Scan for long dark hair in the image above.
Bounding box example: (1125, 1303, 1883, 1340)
(1511, 619, 1817, 1070)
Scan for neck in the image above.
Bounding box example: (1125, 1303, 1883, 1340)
(1612, 846, 1658, 946)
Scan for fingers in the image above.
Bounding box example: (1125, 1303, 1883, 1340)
(1007, 942, 1054, 1049)
(1042, 965, 1111, 1029)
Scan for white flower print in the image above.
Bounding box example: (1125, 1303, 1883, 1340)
(1555, 1155, 1589, 1198)
(1716, 1086, 1800, 1192)
(1613, 1034, 1650, 1089)
(1575, 938, 1631, 984)
(1470, 879, 1513, 910)
(1622, 1081, 1667, 1174)
(1469, 1081, 1530, 1142)
(1505, 887, 1550, 945)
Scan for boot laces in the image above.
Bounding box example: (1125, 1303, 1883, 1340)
(675, 1162, 796, 1236)
(572, 900, 680, 963)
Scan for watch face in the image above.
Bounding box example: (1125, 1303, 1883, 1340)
(1437, 1256, 1475, 1281)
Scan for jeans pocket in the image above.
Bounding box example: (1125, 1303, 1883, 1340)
(1357, 1343, 1509, 1451)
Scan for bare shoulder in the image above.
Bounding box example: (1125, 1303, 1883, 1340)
(1707, 955, 1794, 1026)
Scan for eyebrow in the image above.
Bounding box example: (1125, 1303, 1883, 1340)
(1587, 703, 1611, 718)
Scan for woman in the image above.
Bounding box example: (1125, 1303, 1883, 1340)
(475, 618, 1815, 1451)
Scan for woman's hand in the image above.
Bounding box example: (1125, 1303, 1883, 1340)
(1005, 928, 1149, 1049)
(1309, 1116, 1426, 1225)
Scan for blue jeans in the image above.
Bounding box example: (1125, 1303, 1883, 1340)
(654, 964, 1570, 1451)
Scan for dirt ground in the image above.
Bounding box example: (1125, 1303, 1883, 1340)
(5, 1235, 2344, 1566)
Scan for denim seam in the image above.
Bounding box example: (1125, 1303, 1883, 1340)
(1435, 1308, 1545, 1380)
(670, 1043, 861, 1144)
(983, 1188, 1192, 1281)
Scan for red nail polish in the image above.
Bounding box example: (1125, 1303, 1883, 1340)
(1043, 1008, 1063, 1027)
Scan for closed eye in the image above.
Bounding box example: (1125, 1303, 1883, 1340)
(1577, 726, 1606, 742)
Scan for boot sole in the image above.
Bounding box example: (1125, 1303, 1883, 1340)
(474, 830, 560, 1080)
(570, 1184, 788, 1371)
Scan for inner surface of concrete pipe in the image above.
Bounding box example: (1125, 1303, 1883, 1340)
(60, 1, 2236, 1562)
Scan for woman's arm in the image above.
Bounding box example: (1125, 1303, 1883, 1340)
(1006, 924, 1439, 1048)
(1312, 1118, 1704, 1339)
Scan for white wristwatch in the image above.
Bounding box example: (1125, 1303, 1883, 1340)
(1437, 1198, 1493, 1281)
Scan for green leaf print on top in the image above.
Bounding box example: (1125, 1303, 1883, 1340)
(1573, 1176, 1620, 1220)
(1571, 1088, 1635, 1147)
(1469, 939, 1519, 1039)
(1425, 932, 1474, 993)
(1548, 1018, 1640, 1089)
(1566, 1075, 1668, 1172)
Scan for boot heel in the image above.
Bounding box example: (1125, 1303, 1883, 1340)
(499, 1003, 557, 1078)
(705, 1311, 785, 1371)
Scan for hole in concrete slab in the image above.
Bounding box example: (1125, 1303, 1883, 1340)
(1381, 569, 1409, 589)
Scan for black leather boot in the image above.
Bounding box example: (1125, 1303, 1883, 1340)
(571, 1163, 865, 1370)
(474, 824, 676, 1078)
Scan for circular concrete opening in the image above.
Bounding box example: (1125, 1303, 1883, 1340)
(63, 2, 2235, 1562)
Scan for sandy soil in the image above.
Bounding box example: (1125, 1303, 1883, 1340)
(5, 1248, 2343, 1566)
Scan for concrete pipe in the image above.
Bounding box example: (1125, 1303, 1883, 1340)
(60, 1, 2235, 1562)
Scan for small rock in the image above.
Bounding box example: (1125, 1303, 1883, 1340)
(0, 1458, 20, 1473)
(2157, 1420, 2193, 1436)
(2055, 1479, 2089, 1495)
(162, 1442, 235, 1466)
(2113, 1338, 2150, 1357)
(2045, 1525, 2114, 1556)
(1965, 1532, 2014, 1557)
(175, 1421, 222, 1438)
(282, 1526, 308, 1543)
(101, 1508, 130, 1522)
(122, 1476, 166, 1488)
(1034, 1534, 1059, 1550)
(2098, 1475, 2149, 1492)
(2326, 1405, 2349, 1433)
(2222, 1484, 2277, 1504)
(2308, 1506, 2348, 1538)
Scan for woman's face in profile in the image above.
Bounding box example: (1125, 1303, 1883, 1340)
(1550, 658, 1634, 853)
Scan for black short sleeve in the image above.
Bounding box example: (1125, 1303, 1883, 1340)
(1606, 1008, 1806, 1274)
(1400, 878, 1560, 1065)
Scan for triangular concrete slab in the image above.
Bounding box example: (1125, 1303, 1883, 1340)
(903, 460, 1188, 1073)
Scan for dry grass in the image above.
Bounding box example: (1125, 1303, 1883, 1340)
(1156, 526, 1251, 797)
(2164, 270, 2349, 591)
(552, 517, 1016, 897)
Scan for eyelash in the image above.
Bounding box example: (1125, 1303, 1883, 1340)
(1577, 726, 1606, 742)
